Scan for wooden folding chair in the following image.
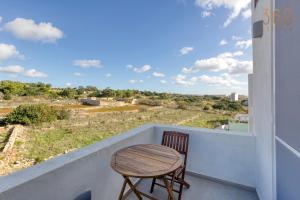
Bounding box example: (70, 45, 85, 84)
(150, 131, 190, 200)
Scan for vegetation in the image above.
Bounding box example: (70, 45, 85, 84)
(0, 80, 248, 175)
(87, 105, 140, 113)
(4, 104, 70, 125)
(212, 99, 243, 111)
(0, 81, 244, 112)
(183, 112, 231, 129)
(176, 101, 189, 110)
(138, 99, 161, 106)
(0, 81, 52, 97)
(19, 108, 210, 163)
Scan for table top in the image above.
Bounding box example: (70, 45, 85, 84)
(111, 144, 183, 178)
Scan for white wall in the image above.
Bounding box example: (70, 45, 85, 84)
(274, 0, 300, 199)
(248, 74, 254, 135)
(252, 0, 276, 199)
(0, 125, 156, 200)
(155, 125, 256, 187)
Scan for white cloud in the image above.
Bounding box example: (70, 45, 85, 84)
(0, 43, 21, 61)
(195, 0, 251, 27)
(66, 83, 72, 87)
(0, 65, 47, 78)
(106, 73, 111, 78)
(233, 51, 244, 56)
(235, 39, 252, 49)
(173, 74, 197, 87)
(180, 47, 194, 55)
(127, 64, 151, 73)
(242, 8, 252, 19)
(201, 11, 212, 17)
(0, 16, 2, 23)
(219, 39, 227, 46)
(198, 73, 244, 87)
(152, 72, 165, 77)
(73, 72, 82, 76)
(229, 60, 252, 74)
(182, 51, 252, 75)
(23, 69, 47, 78)
(73, 59, 102, 68)
(129, 79, 143, 84)
(0, 65, 24, 74)
(232, 35, 242, 41)
(126, 64, 133, 69)
(160, 80, 167, 84)
(130, 65, 151, 73)
(4, 18, 63, 43)
(173, 73, 245, 88)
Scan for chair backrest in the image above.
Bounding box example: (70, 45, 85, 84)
(161, 131, 189, 165)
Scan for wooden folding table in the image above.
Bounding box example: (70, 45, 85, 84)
(111, 144, 183, 200)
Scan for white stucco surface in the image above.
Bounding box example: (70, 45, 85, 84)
(252, 0, 276, 199)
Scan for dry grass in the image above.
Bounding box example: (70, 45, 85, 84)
(87, 105, 140, 113)
(52, 104, 91, 109)
(0, 108, 13, 115)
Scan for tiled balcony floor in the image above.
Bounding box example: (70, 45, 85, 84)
(127, 174, 259, 200)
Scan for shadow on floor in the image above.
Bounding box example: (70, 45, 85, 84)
(127, 174, 259, 200)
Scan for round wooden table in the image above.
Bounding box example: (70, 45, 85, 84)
(111, 144, 183, 200)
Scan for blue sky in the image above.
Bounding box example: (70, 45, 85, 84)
(0, 0, 252, 95)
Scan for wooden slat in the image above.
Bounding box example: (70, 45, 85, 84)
(111, 144, 183, 178)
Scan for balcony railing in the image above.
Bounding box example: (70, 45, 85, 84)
(0, 124, 257, 200)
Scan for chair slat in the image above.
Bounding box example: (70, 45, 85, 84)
(154, 131, 190, 200)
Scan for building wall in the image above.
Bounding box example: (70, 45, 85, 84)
(252, 0, 276, 199)
(275, 0, 300, 199)
(248, 74, 254, 135)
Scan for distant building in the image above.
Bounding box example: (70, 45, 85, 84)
(80, 97, 100, 106)
(230, 93, 239, 101)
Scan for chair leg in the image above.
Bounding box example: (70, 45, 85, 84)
(182, 180, 190, 189)
(178, 181, 183, 200)
(150, 178, 156, 193)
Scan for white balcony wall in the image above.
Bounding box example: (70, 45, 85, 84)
(0, 125, 155, 200)
(0, 125, 256, 200)
(154, 125, 256, 188)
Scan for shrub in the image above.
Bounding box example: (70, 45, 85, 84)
(212, 100, 242, 112)
(56, 108, 71, 120)
(176, 101, 188, 110)
(3, 93, 12, 100)
(5, 104, 70, 125)
(138, 99, 161, 106)
(203, 105, 210, 111)
(138, 106, 148, 112)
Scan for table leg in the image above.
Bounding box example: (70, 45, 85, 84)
(123, 176, 143, 200)
(162, 176, 175, 200)
(118, 179, 127, 200)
